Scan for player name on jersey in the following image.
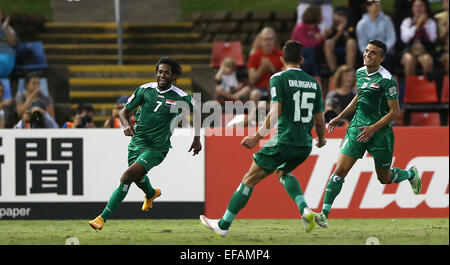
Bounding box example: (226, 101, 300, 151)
(288, 80, 318, 90)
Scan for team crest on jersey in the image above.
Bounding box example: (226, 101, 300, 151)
(165, 99, 176, 106)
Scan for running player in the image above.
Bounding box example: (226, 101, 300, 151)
(200, 40, 327, 236)
(89, 56, 202, 230)
(313, 40, 422, 229)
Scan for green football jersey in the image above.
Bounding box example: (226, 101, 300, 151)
(351, 66, 398, 128)
(269, 68, 324, 148)
(125, 82, 194, 152)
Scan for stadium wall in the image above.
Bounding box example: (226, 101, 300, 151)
(205, 127, 449, 219)
(0, 127, 448, 220)
(0, 129, 205, 219)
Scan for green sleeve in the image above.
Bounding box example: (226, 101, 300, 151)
(270, 76, 283, 102)
(313, 81, 324, 114)
(125, 86, 145, 111)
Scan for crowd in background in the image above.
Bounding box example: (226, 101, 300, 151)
(214, 0, 449, 127)
(0, 1, 449, 129)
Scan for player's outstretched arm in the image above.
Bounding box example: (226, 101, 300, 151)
(119, 107, 135, 137)
(314, 112, 326, 148)
(357, 99, 400, 142)
(328, 94, 358, 133)
(241, 102, 282, 149)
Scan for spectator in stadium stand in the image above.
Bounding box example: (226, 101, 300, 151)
(247, 27, 283, 105)
(400, 0, 437, 78)
(214, 57, 251, 102)
(16, 72, 55, 119)
(324, 65, 356, 125)
(13, 99, 58, 129)
(62, 102, 96, 128)
(0, 81, 13, 128)
(0, 9, 17, 78)
(323, 6, 357, 72)
(291, 5, 328, 76)
(104, 96, 135, 128)
(296, 0, 333, 34)
(346, 0, 365, 29)
(435, 0, 449, 74)
(393, 0, 414, 44)
(356, 0, 396, 70)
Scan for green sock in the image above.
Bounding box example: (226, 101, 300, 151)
(390, 167, 414, 183)
(135, 175, 155, 198)
(322, 174, 345, 218)
(101, 183, 130, 222)
(280, 173, 308, 215)
(218, 183, 253, 230)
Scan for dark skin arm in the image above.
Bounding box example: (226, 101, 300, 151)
(119, 107, 135, 136)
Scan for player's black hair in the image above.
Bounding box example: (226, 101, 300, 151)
(282, 40, 303, 64)
(24, 71, 41, 86)
(156, 56, 182, 78)
(368, 39, 387, 57)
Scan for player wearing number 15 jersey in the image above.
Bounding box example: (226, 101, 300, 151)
(89, 57, 202, 230)
(200, 40, 327, 236)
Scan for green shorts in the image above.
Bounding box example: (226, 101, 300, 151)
(340, 126, 394, 168)
(128, 148, 168, 172)
(253, 143, 312, 175)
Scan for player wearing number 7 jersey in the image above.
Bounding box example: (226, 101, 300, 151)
(89, 56, 202, 230)
(200, 40, 326, 236)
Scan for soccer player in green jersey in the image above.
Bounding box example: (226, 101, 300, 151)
(200, 40, 327, 236)
(313, 40, 422, 229)
(89, 56, 202, 230)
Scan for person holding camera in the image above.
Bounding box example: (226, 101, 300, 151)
(13, 100, 58, 129)
(16, 72, 55, 119)
(62, 102, 96, 128)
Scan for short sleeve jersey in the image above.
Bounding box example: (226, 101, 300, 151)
(125, 82, 194, 151)
(351, 66, 398, 128)
(269, 68, 324, 148)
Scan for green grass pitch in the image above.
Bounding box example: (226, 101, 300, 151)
(0, 218, 448, 245)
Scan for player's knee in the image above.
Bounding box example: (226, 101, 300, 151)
(334, 166, 349, 178)
(120, 172, 134, 185)
(377, 173, 391, 184)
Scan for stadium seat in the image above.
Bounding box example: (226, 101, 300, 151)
(410, 112, 441, 126)
(14, 41, 48, 70)
(441, 75, 449, 103)
(17, 77, 49, 95)
(403, 75, 438, 103)
(210, 42, 245, 68)
(1, 78, 12, 100)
